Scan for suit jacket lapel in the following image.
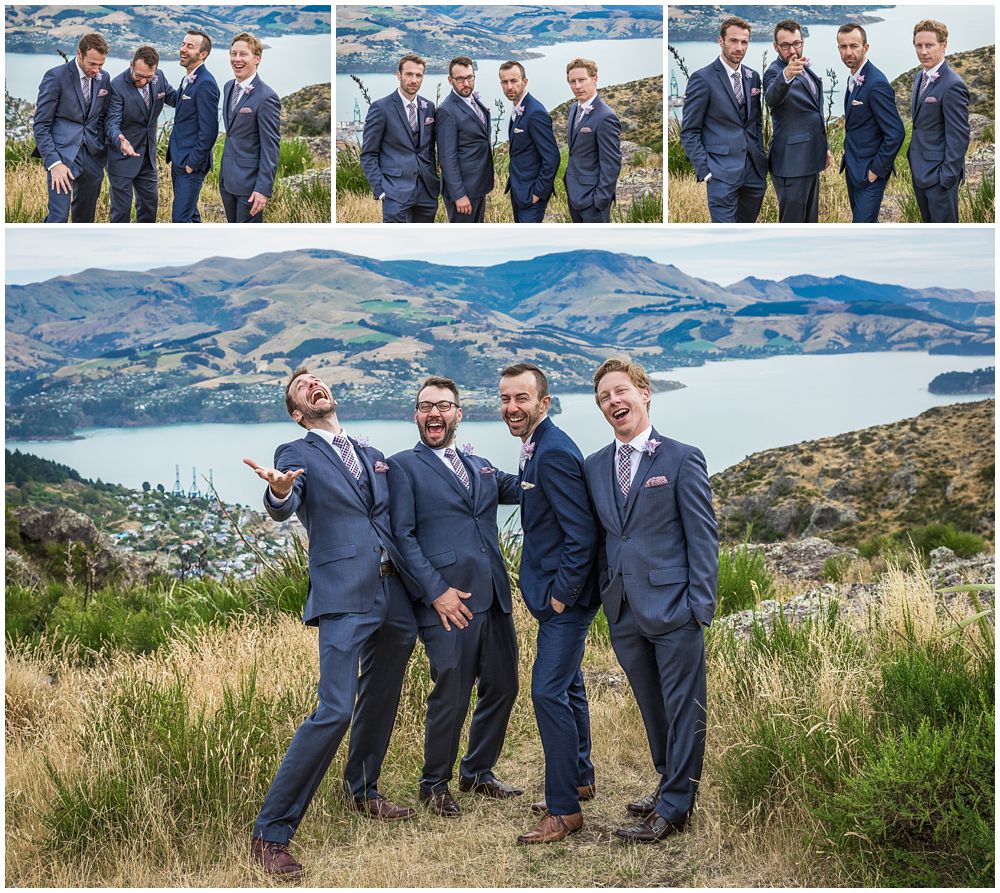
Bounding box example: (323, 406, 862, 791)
(392, 92, 418, 146)
(598, 446, 622, 535)
(714, 61, 742, 118)
(621, 447, 655, 527)
(307, 432, 366, 505)
(415, 443, 470, 504)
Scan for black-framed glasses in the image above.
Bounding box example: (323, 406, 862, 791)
(777, 41, 804, 51)
(451, 74, 476, 84)
(416, 400, 459, 413)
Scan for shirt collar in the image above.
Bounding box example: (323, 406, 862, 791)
(186, 61, 204, 80)
(852, 59, 869, 81)
(234, 72, 257, 90)
(719, 55, 741, 78)
(75, 59, 91, 81)
(578, 91, 598, 111)
(309, 426, 348, 446)
(397, 87, 418, 106)
(512, 89, 529, 109)
(922, 60, 945, 78)
(616, 425, 653, 451)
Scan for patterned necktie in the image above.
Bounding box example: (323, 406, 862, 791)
(140, 83, 151, 109)
(332, 434, 362, 480)
(803, 68, 817, 99)
(731, 70, 744, 105)
(471, 98, 485, 126)
(82, 76, 91, 105)
(230, 83, 242, 115)
(444, 448, 470, 489)
(575, 103, 587, 129)
(407, 101, 418, 132)
(617, 444, 634, 497)
(918, 71, 933, 96)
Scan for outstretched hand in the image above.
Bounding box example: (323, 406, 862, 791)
(243, 457, 303, 499)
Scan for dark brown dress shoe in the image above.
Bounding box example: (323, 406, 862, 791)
(530, 783, 597, 813)
(418, 787, 462, 817)
(251, 838, 305, 877)
(352, 792, 416, 820)
(516, 811, 583, 844)
(614, 812, 687, 843)
(625, 791, 659, 817)
(458, 776, 524, 798)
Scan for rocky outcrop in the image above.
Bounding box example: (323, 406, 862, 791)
(758, 537, 856, 581)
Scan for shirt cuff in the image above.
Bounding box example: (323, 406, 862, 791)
(267, 488, 291, 505)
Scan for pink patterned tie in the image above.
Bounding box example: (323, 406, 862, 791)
(332, 434, 362, 480)
(445, 448, 470, 489)
(617, 444, 634, 496)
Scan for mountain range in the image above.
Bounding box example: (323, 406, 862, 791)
(6, 250, 994, 401)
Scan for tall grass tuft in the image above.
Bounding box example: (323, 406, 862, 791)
(278, 136, 315, 177)
(716, 537, 774, 617)
(336, 144, 371, 195)
(963, 173, 995, 223)
(620, 190, 662, 222)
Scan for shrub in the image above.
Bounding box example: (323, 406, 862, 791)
(821, 554, 853, 583)
(278, 136, 315, 177)
(963, 173, 995, 224)
(716, 539, 773, 616)
(905, 523, 986, 560)
(336, 144, 370, 195)
(621, 190, 662, 223)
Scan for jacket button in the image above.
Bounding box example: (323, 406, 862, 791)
(480, 547, 487, 552)
(373, 547, 380, 553)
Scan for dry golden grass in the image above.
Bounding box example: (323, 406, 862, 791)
(4, 159, 330, 223)
(5, 565, 989, 887)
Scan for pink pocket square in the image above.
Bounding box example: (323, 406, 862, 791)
(156, 92, 166, 99)
(923, 96, 938, 103)
(580, 126, 593, 133)
(644, 475, 669, 488)
(97, 89, 109, 97)
(750, 87, 761, 96)
(239, 106, 253, 113)
(479, 466, 496, 475)
(373, 461, 390, 473)
(424, 116, 435, 124)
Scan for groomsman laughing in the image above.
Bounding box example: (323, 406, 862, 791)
(908, 19, 970, 223)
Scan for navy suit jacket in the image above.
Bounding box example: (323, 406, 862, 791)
(585, 430, 718, 636)
(840, 61, 904, 187)
(33, 59, 111, 169)
(264, 431, 410, 626)
(436, 90, 494, 202)
(564, 95, 621, 212)
(221, 76, 281, 197)
(506, 91, 559, 207)
(387, 444, 519, 627)
(681, 58, 766, 184)
(166, 64, 220, 172)
(105, 68, 176, 179)
(518, 417, 600, 622)
(763, 57, 828, 177)
(361, 91, 440, 202)
(908, 61, 970, 191)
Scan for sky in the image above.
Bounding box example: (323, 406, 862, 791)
(4, 226, 995, 292)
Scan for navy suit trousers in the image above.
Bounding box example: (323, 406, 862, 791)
(773, 173, 820, 223)
(443, 194, 486, 223)
(342, 580, 418, 800)
(706, 156, 765, 223)
(220, 184, 263, 223)
(609, 602, 706, 823)
(46, 146, 105, 223)
(569, 203, 611, 223)
(254, 577, 416, 842)
(109, 153, 158, 223)
(418, 598, 518, 791)
(846, 175, 888, 223)
(511, 196, 547, 222)
(170, 163, 206, 222)
(532, 602, 599, 815)
(381, 195, 437, 223)
(914, 181, 959, 223)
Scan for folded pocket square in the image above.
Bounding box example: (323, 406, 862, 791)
(923, 96, 938, 103)
(580, 126, 593, 133)
(373, 461, 389, 473)
(156, 92, 166, 99)
(520, 481, 535, 490)
(479, 466, 496, 474)
(239, 106, 253, 113)
(513, 127, 524, 133)
(97, 89, 108, 97)
(750, 87, 761, 96)
(424, 116, 435, 124)
(644, 475, 669, 488)
(851, 99, 864, 106)
(182, 95, 192, 100)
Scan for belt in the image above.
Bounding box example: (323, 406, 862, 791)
(379, 560, 396, 578)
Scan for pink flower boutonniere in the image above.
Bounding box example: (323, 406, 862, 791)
(472, 90, 480, 99)
(514, 103, 525, 115)
(854, 73, 865, 86)
(461, 442, 475, 456)
(187, 71, 198, 84)
(643, 438, 661, 457)
(744, 68, 753, 79)
(520, 442, 536, 462)
(355, 435, 371, 449)
(243, 83, 255, 95)
(419, 99, 428, 110)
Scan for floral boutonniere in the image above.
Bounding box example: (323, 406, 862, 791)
(520, 442, 536, 462)
(419, 99, 428, 110)
(744, 68, 753, 79)
(642, 438, 661, 457)
(926, 71, 940, 82)
(242, 82, 255, 95)
(187, 71, 198, 84)
(354, 435, 371, 449)
(461, 442, 475, 456)
(853, 73, 865, 86)
(472, 90, 480, 100)
(514, 103, 525, 116)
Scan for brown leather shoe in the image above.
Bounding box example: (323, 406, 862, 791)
(530, 783, 597, 813)
(352, 792, 416, 820)
(418, 787, 462, 817)
(251, 837, 305, 877)
(615, 812, 688, 843)
(625, 791, 659, 817)
(516, 811, 583, 844)
(458, 776, 524, 798)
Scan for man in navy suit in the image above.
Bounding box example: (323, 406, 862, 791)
(219, 32, 282, 223)
(908, 19, 970, 223)
(563, 58, 621, 223)
(361, 54, 440, 223)
(499, 363, 600, 845)
(33, 32, 112, 223)
(105, 46, 176, 223)
(166, 30, 219, 222)
(243, 369, 418, 877)
(388, 377, 522, 817)
(680, 16, 767, 223)
(584, 358, 718, 844)
(764, 20, 833, 223)
(837, 23, 904, 223)
(436, 56, 494, 223)
(499, 61, 559, 223)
